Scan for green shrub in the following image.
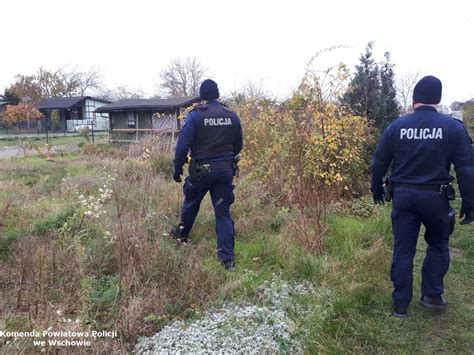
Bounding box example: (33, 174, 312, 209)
(33, 208, 76, 236)
(82, 228, 117, 277)
(143, 314, 166, 332)
(150, 154, 174, 176)
(0, 227, 23, 260)
(292, 253, 324, 281)
(350, 196, 375, 218)
(81, 275, 120, 329)
(164, 302, 186, 317)
(270, 207, 290, 232)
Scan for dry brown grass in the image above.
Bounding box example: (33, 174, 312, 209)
(109, 156, 224, 342)
(0, 129, 357, 352)
(0, 138, 227, 352)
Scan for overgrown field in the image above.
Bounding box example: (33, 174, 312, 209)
(0, 138, 472, 354)
(0, 132, 108, 148)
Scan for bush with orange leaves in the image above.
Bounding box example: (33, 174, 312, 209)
(238, 73, 372, 201)
(3, 103, 44, 129)
(236, 61, 374, 253)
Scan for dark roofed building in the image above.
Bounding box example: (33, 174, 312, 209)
(0, 100, 12, 120)
(97, 96, 200, 142)
(96, 97, 199, 112)
(0, 100, 11, 108)
(36, 96, 111, 133)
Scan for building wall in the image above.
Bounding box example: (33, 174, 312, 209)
(110, 110, 178, 141)
(59, 110, 67, 132)
(109, 112, 129, 141)
(137, 112, 153, 129)
(110, 112, 128, 129)
(110, 111, 152, 141)
(74, 99, 109, 131)
(64, 99, 109, 132)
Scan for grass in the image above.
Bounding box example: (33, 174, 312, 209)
(0, 132, 108, 148)
(0, 145, 472, 353)
(291, 204, 474, 354)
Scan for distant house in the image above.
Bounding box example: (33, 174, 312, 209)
(0, 100, 11, 116)
(36, 96, 111, 133)
(96, 96, 200, 142)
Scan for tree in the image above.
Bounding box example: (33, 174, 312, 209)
(75, 67, 102, 96)
(8, 74, 44, 103)
(60, 66, 103, 96)
(450, 101, 464, 111)
(7, 67, 103, 104)
(379, 52, 400, 127)
(396, 71, 419, 115)
(226, 79, 273, 105)
(159, 57, 207, 97)
(97, 85, 146, 101)
(449, 99, 474, 138)
(461, 100, 474, 138)
(3, 103, 43, 130)
(342, 43, 402, 129)
(35, 68, 76, 98)
(1, 89, 21, 105)
(341, 42, 382, 127)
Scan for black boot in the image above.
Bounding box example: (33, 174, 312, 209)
(222, 259, 236, 271)
(170, 223, 189, 245)
(419, 295, 448, 309)
(392, 306, 408, 318)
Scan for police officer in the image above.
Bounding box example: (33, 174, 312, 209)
(371, 75, 474, 317)
(172, 79, 243, 270)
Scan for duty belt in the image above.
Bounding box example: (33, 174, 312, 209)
(197, 161, 234, 173)
(393, 183, 442, 192)
(393, 183, 456, 200)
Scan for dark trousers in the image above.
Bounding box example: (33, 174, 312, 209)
(180, 169, 235, 262)
(390, 187, 455, 309)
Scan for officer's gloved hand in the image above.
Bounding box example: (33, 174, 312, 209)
(173, 169, 183, 183)
(460, 210, 474, 225)
(373, 193, 385, 205)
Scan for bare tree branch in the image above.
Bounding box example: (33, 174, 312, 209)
(396, 71, 419, 115)
(159, 57, 207, 97)
(97, 85, 145, 101)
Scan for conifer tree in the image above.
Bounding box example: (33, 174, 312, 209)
(379, 51, 400, 128)
(342, 42, 382, 126)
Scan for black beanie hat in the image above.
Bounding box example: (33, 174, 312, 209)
(199, 79, 220, 100)
(413, 75, 442, 104)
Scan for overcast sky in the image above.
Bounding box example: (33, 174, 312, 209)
(1, 0, 473, 105)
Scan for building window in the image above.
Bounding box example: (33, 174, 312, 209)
(127, 112, 136, 128)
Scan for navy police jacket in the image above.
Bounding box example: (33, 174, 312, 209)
(174, 100, 243, 172)
(371, 106, 474, 211)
